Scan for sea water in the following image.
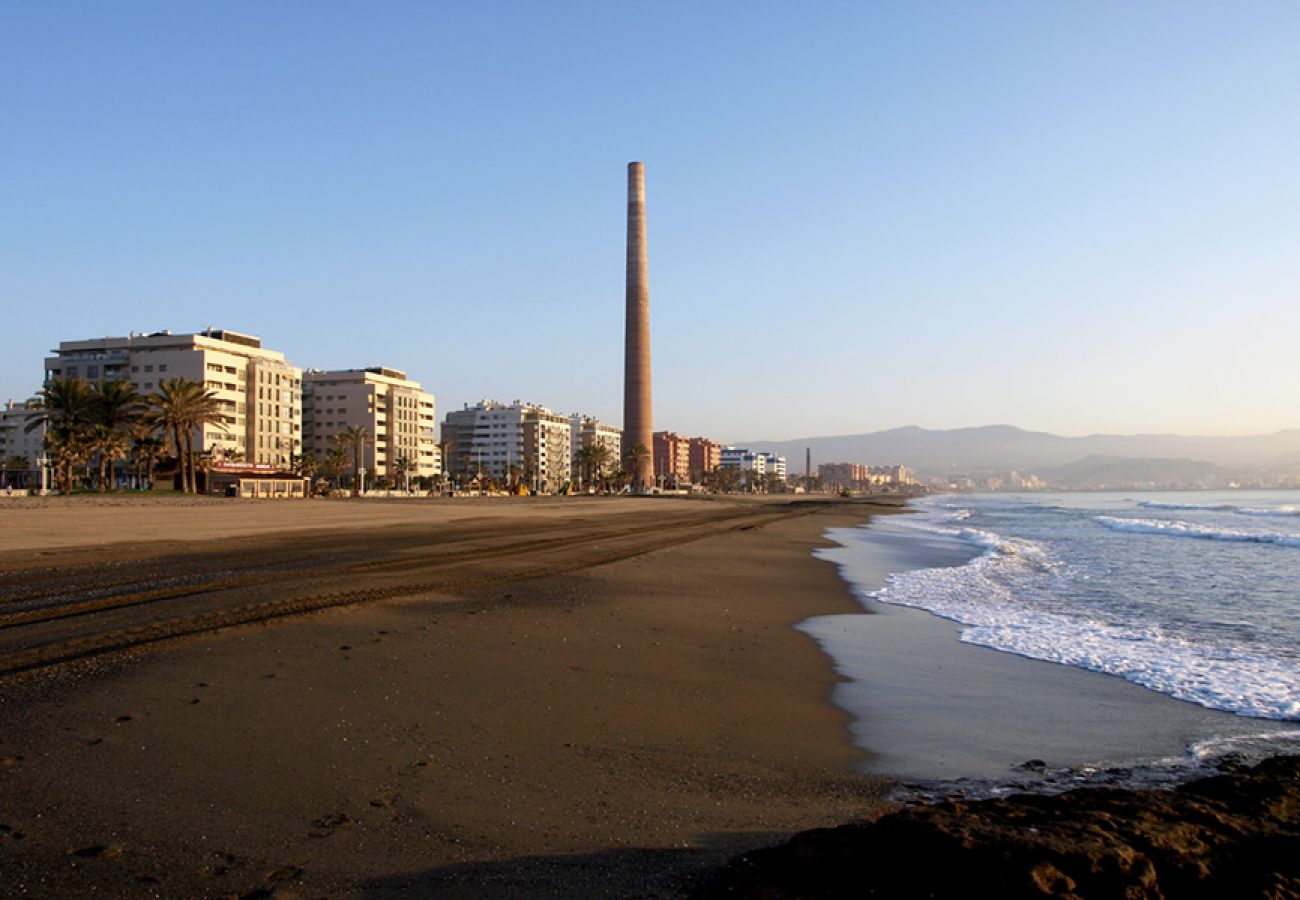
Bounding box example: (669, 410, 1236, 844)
(810, 490, 1300, 786)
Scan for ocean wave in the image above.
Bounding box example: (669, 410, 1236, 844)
(1138, 500, 1234, 511)
(1137, 499, 1300, 518)
(1235, 506, 1300, 518)
(863, 531, 1300, 720)
(1094, 516, 1300, 549)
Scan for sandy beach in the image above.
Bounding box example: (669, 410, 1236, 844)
(0, 495, 899, 898)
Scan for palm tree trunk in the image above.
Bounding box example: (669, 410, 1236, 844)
(184, 431, 195, 494)
(171, 425, 184, 492)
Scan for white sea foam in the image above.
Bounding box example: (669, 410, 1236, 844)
(862, 517, 1300, 721)
(1094, 515, 1300, 549)
(1188, 730, 1300, 764)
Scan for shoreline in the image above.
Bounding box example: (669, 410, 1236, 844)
(0, 496, 899, 898)
(804, 506, 1300, 789)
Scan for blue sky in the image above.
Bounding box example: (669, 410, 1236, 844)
(3, 2, 1298, 441)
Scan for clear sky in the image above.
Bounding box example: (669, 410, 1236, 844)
(3, 2, 1297, 442)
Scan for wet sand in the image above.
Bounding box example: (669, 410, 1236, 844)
(0, 496, 898, 898)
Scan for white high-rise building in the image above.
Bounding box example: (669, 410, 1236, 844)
(44, 329, 302, 468)
(442, 400, 572, 493)
(302, 367, 437, 482)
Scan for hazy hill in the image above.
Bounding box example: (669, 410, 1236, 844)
(740, 425, 1300, 479)
(1037, 455, 1232, 489)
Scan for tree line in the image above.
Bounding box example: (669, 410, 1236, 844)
(24, 375, 227, 493)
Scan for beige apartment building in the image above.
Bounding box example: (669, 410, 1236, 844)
(569, 414, 622, 481)
(0, 400, 44, 463)
(44, 328, 302, 469)
(302, 367, 437, 482)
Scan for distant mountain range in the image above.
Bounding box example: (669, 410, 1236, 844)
(741, 425, 1300, 485)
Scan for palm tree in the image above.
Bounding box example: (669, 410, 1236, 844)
(45, 428, 90, 494)
(89, 379, 144, 489)
(25, 376, 95, 493)
(624, 443, 650, 492)
(291, 453, 318, 478)
(127, 422, 165, 490)
(393, 454, 414, 492)
(707, 466, 742, 494)
(148, 378, 226, 493)
(573, 446, 593, 487)
(587, 442, 613, 489)
(87, 425, 130, 492)
(27, 376, 94, 432)
(333, 425, 371, 496)
(323, 447, 349, 489)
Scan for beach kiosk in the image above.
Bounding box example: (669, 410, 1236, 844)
(200, 463, 309, 499)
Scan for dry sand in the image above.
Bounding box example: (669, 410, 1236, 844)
(0, 495, 898, 898)
(0, 493, 682, 553)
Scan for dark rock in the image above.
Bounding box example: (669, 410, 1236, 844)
(1018, 759, 1047, 772)
(696, 755, 1300, 899)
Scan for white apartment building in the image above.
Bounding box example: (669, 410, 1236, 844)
(762, 452, 788, 482)
(442, 400, 572, 493)
(721, 447, 765, 474)
(720, 448, 788, 482)
(43, 329, 302, 469)
(302, 367, 437, 480)
(569, 414, 622, 480)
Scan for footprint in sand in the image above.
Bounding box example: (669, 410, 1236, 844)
(70, 843, 123, 859)
(266, 864, 303, 883)
(308, 812, 352, 838)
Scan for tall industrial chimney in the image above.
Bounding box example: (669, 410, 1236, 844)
(624, 161, 654, 490)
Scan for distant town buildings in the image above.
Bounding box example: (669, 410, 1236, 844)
(442, 400, 572, 492)
(302, 367, 438, 481)
(44, 329, 302, 469)
(22, 325, 944, 497)
(819, 462, 915, 490)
